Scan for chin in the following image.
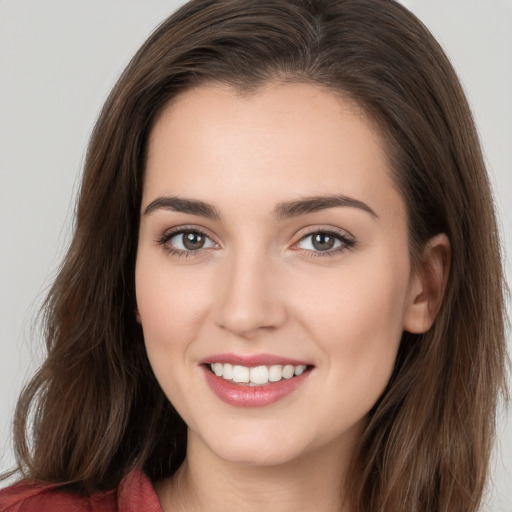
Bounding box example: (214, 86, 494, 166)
(190, 424, 314, 467)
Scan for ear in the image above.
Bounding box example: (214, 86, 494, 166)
(403, 233, 451, 334)
(135, 307, 142, 324)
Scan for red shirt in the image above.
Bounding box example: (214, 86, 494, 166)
(0, 469, 163, 511)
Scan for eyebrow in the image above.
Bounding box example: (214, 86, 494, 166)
(143, 194, 378, 220)
(144, 196, 221, 219)
(274, 194, 378, 220)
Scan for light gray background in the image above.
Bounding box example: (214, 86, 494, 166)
(1, 1, 510, 510)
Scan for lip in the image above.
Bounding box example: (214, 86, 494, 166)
(198, 352, 311, 367)
(201, 361, 313, 408)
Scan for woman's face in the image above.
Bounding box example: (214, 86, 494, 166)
(136, 82, 422, 467)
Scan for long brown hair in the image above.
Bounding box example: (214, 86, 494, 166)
(4, 1, 508, 510)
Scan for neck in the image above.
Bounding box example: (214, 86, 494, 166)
(155, 431, 355, 512)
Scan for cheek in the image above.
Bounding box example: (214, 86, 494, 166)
(290, 252, 410, 406)
(136, 254, 207, 331)
(297, 260, 407, 339)
(134, 256, 216, 428)
(134, 252, 213, 381)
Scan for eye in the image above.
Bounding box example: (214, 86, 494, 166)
(159, 228, 217, 255)
(295, 230, 355, 255)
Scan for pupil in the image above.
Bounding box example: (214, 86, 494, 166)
(312, 233, 334, 251)
(183, 231, 204, 250)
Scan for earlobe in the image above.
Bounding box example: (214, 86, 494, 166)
(135, 308, 142, 324)
(403, 233, 451, 334)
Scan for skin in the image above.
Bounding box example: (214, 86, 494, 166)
(135, 82, 449, 512)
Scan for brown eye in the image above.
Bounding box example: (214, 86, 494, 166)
(182, 230, 206, 250)
(311, 232, 336, 251)
(165, 229, 217, 252)
(296, 230, 354, 255)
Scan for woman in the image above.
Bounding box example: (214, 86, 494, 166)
(0, 0, 508, 511)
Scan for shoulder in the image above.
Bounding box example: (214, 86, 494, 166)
(0, 480, 117, 511)
(0, 469, 162, 512)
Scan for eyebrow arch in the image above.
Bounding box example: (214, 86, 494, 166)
(143, 196, 221, 219)
(273, 194, 378, 220)
(143, 194, 378, 221)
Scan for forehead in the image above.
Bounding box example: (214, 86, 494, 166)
(143, 82, 403, 224)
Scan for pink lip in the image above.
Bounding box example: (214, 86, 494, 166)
(198, 353, 311, 367)
(201, 365, 312, 408)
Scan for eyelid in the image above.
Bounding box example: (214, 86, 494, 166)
(155, 224, 356, 258)
(156, 225, 220, 255)
(291, 226, 356, 255)
(293, 224, 355, 240)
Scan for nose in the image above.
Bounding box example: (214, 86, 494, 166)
(214, 251, 287, 339)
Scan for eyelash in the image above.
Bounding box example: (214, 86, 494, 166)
(156, 227, 356, 258)
(156, 227, 217, 258)
(294, 230, 356, 258)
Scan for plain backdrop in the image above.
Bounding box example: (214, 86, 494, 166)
(1, 1, 511, 510)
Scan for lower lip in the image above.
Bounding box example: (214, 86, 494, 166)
(202, 366, 311, 407)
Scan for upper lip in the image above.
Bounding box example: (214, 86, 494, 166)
(198, 353, 312, 367)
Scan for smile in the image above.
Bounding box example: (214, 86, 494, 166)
(201, 355, 313, 407)
(209, 363, 307, 385)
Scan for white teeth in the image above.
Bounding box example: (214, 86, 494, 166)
(223, 363, 233, 380)
(249, 365, 269, 385)
(213, 362, 223, 377)
(209, 363, 308, 385)
(294, 365, 306, 376)
(282, 365, 294, 379)
(268, 365, 282, 382)
(232, 365, 249, 383)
